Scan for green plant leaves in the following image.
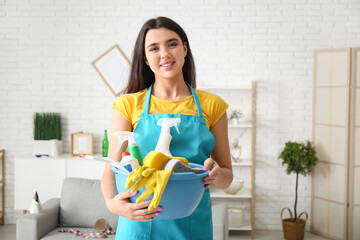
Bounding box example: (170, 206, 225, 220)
(279, 140, 318, 221)
(33, 113, 62, 140)
(279, 140, 318, 176)
(229, 110, 244, 120)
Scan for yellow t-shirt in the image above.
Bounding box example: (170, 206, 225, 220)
(113, 88, 228, 130)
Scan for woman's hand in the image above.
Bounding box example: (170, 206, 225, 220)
(202, 158, 222, 189)
(105, 191, 161, 222)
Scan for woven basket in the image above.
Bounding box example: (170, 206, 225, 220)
(281, 207, 308, 240)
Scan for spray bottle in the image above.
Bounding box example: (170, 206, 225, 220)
(155, 118, 181, 156)
(114, 131, 143, 166)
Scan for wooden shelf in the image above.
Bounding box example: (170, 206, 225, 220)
(228, 124, 252, 128)
(210, 188, 252, 199)
(232, 162, 252, 167)
(1, 149, 4, 225)
(229, 225, 252, 231)
(202, 81, 255, 238)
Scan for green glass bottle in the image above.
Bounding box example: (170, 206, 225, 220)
(102, 130, 109, 157)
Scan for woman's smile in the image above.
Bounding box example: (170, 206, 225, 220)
(160, 60, 175, 70)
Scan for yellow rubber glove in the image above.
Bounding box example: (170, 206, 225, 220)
(136, 169, 173, 211)
(134, 171, 157, 203)
(125, 166, 149, 190)
(148, 169, 173, 210)
(128, 168, 156, 193)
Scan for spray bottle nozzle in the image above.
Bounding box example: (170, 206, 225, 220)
(113, 131, 139, 153)
(155, 118, 181, 157)
(157, 118, 181, 134)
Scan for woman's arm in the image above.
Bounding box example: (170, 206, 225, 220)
(203, 112, 233, 189)
(101, 110, 160, 221)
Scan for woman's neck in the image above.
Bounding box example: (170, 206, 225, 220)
(152, 79, 192, 101)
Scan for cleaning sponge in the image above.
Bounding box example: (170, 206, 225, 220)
(143, 151, 189, 170)
(163, 159, 205, 174)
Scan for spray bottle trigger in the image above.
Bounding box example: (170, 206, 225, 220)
(113, 131, 139, 153)
(174, 125, 180, 134)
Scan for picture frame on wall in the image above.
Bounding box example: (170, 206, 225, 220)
(92, 44, 131, 96)
(70, 132, 93, 156)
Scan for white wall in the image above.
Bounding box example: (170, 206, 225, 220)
(1, 0, 359, 228)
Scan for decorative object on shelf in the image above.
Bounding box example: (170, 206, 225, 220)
(102, 130, 109, 157)
(28, 191, 43, 214)
(92, 44, 131, 96)
(229, 206, 245, 227)
(223, 178, 244, 195)
(279, 140, 318, 240)
(33, 112, 63, 157)
(229, 109, 244, 125)
(230, 138, 242, 163)
(70, 132, 93, 157)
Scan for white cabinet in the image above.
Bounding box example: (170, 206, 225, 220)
(199, 81, 255, 238)
(66, 158, 104, 179)
(14, 154, 104, 210)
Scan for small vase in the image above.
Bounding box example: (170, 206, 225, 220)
(230, 138, 242, 162)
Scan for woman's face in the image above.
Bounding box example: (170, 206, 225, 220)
(144, 28, 188, 82)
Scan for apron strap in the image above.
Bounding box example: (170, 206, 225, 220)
(142, 84, 153, 115)
(142, 82, 204, 119)
(186, 82, 203, 118)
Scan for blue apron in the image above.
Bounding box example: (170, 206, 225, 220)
(115, 83, 216, 240)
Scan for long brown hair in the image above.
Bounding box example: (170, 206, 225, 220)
(125, 16, 196, 93)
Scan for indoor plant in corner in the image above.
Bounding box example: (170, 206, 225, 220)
(33, 112, 62, 157)
(279, 140, 318, 240)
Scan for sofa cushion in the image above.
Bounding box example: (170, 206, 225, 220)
(59, 178, 118, 229)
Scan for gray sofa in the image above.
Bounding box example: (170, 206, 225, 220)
(16, 177, 228, 240)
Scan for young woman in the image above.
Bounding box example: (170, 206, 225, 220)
(101, 16, 233, 240)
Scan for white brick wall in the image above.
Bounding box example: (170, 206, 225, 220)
(1, 0, 359, 229)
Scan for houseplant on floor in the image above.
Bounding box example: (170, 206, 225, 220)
(279, 140, 318, 240)
(33, 112, 62, 157)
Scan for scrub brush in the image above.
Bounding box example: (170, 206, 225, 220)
(163, 159, 205, 174)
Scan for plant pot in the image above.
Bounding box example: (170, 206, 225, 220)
(33, 140, 63, 156)
(231, 118, 239, 125)
(281, 207, 308, 240)
(33, 140, 50, 155)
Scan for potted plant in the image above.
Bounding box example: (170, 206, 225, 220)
(279, 140, 318, 240)
(229, 110, 244, 125)
(33, 112, 62, 157)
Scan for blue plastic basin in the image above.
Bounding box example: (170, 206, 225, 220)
(112, 163, 209, 220)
